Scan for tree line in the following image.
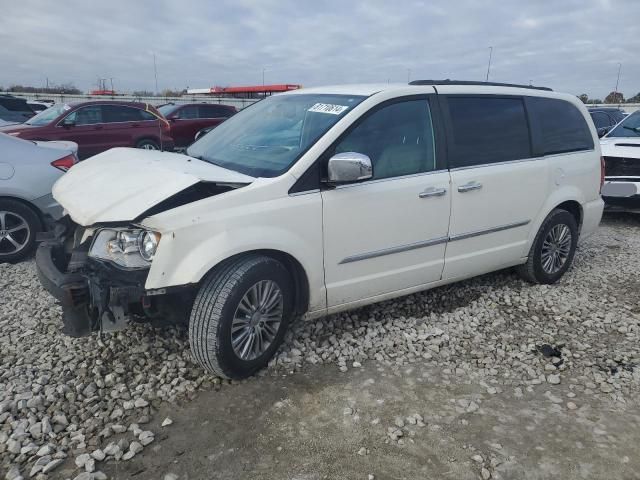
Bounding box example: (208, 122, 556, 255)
(578, 91, 640, 104)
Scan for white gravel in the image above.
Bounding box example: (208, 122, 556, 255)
(1, 214, 639, 478)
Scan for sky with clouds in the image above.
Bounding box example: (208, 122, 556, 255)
(1, 0, 638, 99)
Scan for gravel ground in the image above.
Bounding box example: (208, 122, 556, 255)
(1, 213, 639, 479)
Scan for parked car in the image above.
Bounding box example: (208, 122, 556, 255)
(36, 81, 603, 378)
(0, 133, 78, 262)
(27, 101, 52, 113)
(588, 107, 626, 137)
(600, 110, 640, 212)
(157, 103, 237, 148)
(0, 94, 35, 124)
(0, 101, 173, 159)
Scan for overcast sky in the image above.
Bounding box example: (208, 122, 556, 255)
(1, 0, 638, 99)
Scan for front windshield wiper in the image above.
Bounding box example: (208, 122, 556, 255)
(622, 126, 640, 133)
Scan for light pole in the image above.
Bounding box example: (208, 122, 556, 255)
(485, 46, 493, 82)
(153, 54, 159, 95)
(615, 62, 622, 94)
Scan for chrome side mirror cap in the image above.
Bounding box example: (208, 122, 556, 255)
(326, 152, 373, 184)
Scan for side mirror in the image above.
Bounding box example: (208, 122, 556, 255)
(326, 152, 373, 184)
(61, 118, 75, 128)
(597, 127, 609, 138)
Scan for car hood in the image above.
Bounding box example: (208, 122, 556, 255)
(0, 123, 39, 133)
(600, 137, 640, 159)
(53, 147, 254, 226)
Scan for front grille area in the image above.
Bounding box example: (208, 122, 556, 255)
(604, 156, 640, 178)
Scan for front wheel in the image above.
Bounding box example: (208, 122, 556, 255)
(189, 255, 294, 379)
(517, 209, 578, 284)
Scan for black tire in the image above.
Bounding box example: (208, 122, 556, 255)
(135, 138, 160, 150)
(0, 199, 42, 263)
(517, 209, 578, 284)
(189, 255, 294, 379)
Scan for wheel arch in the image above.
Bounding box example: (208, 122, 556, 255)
(199, 249, 310, 317)
(0, 195, 45, 228)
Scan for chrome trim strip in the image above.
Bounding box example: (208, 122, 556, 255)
(333, 169, 448, 190)
(288, 189, 320, 197)
(449, 220, 530, 242)
(339, 236, 448, 264)
(450, 157, 541, 172)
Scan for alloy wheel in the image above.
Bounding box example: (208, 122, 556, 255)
(541, 224, 572, 274)
(231, 280, 284, 361)
(0, 211, 30, 256)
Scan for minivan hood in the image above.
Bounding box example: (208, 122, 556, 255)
(600, 137, 640, 159)
(53, 147, 254, 226)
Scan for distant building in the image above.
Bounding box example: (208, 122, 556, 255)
(187, 84, 301, 99)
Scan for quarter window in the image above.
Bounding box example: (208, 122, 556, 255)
(200, 105, 233, 118)
(332, 99, 436, 180)
(526, 97, 594, 155)
(445, 96, 531, 168)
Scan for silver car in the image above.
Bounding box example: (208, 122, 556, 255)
(0, 133, 78, 262)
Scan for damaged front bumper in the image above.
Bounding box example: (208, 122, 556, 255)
(36, 218, 191, 337)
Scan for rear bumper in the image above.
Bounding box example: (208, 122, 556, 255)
(581, 197, 605, 240)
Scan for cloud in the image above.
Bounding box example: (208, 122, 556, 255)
(0, 0, 638, 98)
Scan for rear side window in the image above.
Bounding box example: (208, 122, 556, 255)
(200, 105, 234, 118)
(178, 106, 199, 119)
(444, 96, 531, 168)
(102, 105, 148, 123)
(526, 97, 594, 155)
(590, 111, 612, 129)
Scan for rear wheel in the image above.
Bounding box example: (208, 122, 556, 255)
(0, 199, 42, 263)
(189, 255, 294, 379)
(517, 209, 578, 284)
(136, 138, 160, 150)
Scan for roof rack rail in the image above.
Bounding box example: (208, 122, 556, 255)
(409, 79, 552, 91)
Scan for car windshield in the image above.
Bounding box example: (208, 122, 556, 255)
(606, 110, 640, 138)
(186, 93, 366, 177)
(157, 104, 179, 117)
(25, 103, 70, 126)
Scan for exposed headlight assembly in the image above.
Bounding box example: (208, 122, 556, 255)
(89, 228, 161, 268)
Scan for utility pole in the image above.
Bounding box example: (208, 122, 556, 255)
(153, 54, 159, 95)
(110, 78, 114, 93)
(485, 46, 493, 82)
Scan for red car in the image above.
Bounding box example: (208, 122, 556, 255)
(0, 101, 174, 159)
(157, 103, 237, 148)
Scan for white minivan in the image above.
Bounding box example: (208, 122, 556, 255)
(37, 81, 604, 379)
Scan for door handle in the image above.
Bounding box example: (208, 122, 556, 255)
(458, 181, 482, 193)
(419, 187, 447, 198)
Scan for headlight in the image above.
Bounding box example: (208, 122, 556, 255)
(89, 228, 161, 268)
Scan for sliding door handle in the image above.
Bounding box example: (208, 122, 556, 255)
(458, 181, 482, 193)
(419, 187, 447, 198)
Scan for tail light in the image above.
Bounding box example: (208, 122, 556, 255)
(51, 154, 77, 172)
(600, 156, 605, 192)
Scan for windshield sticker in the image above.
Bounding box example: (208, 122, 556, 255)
(308, 103, 349, 115)
(63, 104, 71, 111)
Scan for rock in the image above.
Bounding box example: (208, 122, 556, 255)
(139, 431, 155, 446)
(343, 407, 353, 416)
(471, 454, 484, 463)
(84, 458, 95, 473)
(567, 402, 578, 410)
(357, 447, 368, 456)
(72, 473, 92, 480)
(161, 417, 173, 427)
(75, 453, 91, 468)
(164, 474, 179, 480)
(130, 441, 143, 454)
(42, 459, 64, 474)
(134, 398, 149, 408)
(36, 445, 53, 457)
(547, 374, 561, 385)
(481, 467, 491, 479)
(91, 449, 106, 461)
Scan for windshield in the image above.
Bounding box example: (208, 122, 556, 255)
(606, 110, 640, 138)
(157, 104, 179, 117)
(186, 93, 366, 177)
(25, 103, 70, 126)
